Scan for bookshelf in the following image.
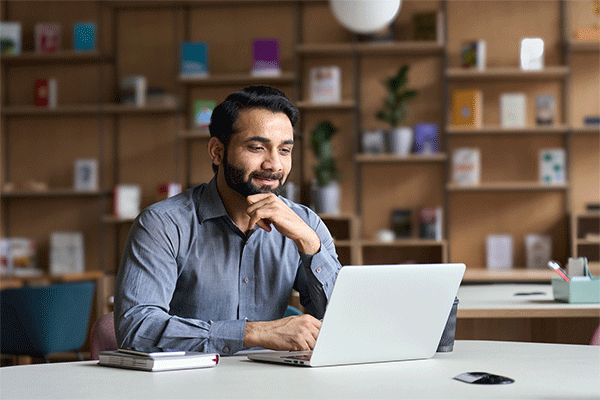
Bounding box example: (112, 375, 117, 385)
(1, 0, 598, 289)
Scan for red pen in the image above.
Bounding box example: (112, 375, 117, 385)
(548, 261, 570, 282)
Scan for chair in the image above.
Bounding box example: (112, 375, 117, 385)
(590, 324, 600, 346)
(0, 281, 96, 363)
(285, 305, 303, 317)
(90, 311, 117, 360)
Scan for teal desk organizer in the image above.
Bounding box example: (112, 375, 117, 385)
(552, 277, 600, 303)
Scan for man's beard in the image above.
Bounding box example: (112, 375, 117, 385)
(223, 152, 285, 197)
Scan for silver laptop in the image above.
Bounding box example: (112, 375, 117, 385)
(248, 263, 465, 367)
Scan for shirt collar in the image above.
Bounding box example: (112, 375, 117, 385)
(195, 176, 229, 223)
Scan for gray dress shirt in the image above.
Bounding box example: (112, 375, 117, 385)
(114, 177, 342, 355)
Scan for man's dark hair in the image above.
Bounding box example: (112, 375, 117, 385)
(208, 85, 300, 173)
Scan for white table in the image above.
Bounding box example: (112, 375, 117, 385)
(457, 284, 600, 318)
(1, 341, 598, 399)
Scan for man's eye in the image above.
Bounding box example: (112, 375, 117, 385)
(280, 148, 292, 154)
(249, 146, 264, 151)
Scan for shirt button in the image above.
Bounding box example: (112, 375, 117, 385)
(243, 277, 249, 283)
(222, 346, 229, 353)
(316, 267, 322, 274)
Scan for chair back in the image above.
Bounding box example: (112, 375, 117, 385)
(0, 281, 96, 357)
(591, 324, 600, 346)
(284, 305, 303, 317)
(90, 311, 117, 360)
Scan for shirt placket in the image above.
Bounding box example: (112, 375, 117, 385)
(238, 234, 257, 320)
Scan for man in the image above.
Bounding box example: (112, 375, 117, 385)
(114, 85, 342, 355)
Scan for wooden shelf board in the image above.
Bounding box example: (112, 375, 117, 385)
(360, 239, 447, 247)
(102, 215, 136, 224)
(462, 269, 554, 283)
(569, 41, 600, 53)
(296, 41, 443, 56)
(446, 125, 570, 135)
(318, 213, 357, 221)
(356, 153, 447, 163)
(572, 211, 600, 218)
(1, 189, 107, 198)
(447, 182, 569, 192)
(296, 42, 353, 56)
(1, 51, 112, 65)
(178, 72, 296, 86)
(296, 100, 356, 110)
(576, 238, 600, 245)
(445, 66, 570, 79)
(1, 103, 180, 116)
(572, 126, 599, 135)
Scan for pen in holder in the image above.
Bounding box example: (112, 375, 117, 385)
(549, 258, 600, 304)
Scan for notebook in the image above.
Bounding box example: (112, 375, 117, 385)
(248, 263, 465, 367)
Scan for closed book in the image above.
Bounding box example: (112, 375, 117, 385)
(310, 66, 341, 104)
(413, 123, 439, 154)
(120, 75, 147, 107)
(500, 93, 526, 128)
(49, 232, 85, 275)
(35, 23, 61, 53)
(525, 234, 552, 269)
(114, 184, 142, 219)
(251, 38, 281, 77)
(452, 148, 481, 186)
(391, 209, 412, 238)
(539, 148, 566, 185)
(193, 100, 216, 129)
(181, 42, 208, 77)
(535, 94, 554, 125)
(74, 158, 99, 191)
(451, 89, 482, 127)
(486, 234, 513, 270)
(99, 350, 219, 372)
(419, 207, 443, 241)
(460, 40, 486, 70)
(0, 22, 22, 55)
(34, 79, 49, 107)
(73, 22, 96, 51)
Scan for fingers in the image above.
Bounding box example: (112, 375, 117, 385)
(243, 314, 322, 352)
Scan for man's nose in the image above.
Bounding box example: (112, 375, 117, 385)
(262, 150, 282, 171)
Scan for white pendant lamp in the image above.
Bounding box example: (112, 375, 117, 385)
(330, 0, 401, 34)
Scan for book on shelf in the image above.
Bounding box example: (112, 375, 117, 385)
(157, 182, 182, 202)
(0, 238, 39, 276)
(525, 234, 552, 269)
(520, 38, 544, 71)
(539, 148, 566, 185)
(98, 349, 219, 372)
(584, 116, 600, 126)
(413, 123, 439, 154)
(193, 100, 216, 130)
(500, 93, 527, 128)
(180, 42, 208, 77)
(114, 184, 142, 220)
(73, 22, 96, 52)
(412, 11, 444, 42)
(486, 234, 513, 270)
(251, 38, 281, 77)
(74, 158, 99, 192)
(535, 95, 555, 126)
(309, 66, 341, 104)
(418, 207, 443, 241)
(34, 78, 57, 108)
(451, 89, 482, 128)
(391, 209, 412, 238)
(120, 75, 147, 107)
(361, 129, 386, 154)
(0, 22, 22, 55)
(460, 40, 486, 70)
(49, 231, 85, 275)
(35, 23, 61, 53)
(452, 148, 481, 186)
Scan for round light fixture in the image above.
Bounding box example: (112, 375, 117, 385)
(330, 0, 401, 34)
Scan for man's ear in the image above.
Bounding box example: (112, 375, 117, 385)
(208, 137, 224, 166)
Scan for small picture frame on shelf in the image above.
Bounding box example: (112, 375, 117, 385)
(74, 158, 99, 192)
(362, 129, 386, 154)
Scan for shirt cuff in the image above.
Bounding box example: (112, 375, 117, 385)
(300, 245, 336, 285)
(208, 318, 247, 355)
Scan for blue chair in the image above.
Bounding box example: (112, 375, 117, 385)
(0, 281, 96, 363)
(285, 305, 303, 317)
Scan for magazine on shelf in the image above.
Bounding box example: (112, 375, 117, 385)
(0, 22, 22, 55)
(180, 42, 209, 77)
(49, 232, 85, 275)
(251, 38, 281, 77)
(309, 66, 341, 104)
(35, 23, 61, 53)
(98, 349, 219, 372)
(73, 22, 96, 52)
(460, 40, 486, 70)
(500, 93, 527, 128)
(539, 148, 566, 185)
(451, 89, 482, 128)
(452, 148, 481, 186)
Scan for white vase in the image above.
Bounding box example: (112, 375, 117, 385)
(389, 127, 413, 156)
(313, 181, 341, 216)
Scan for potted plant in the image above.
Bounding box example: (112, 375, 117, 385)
(376, 65, 418, 156)
(310, 120, 341, 215)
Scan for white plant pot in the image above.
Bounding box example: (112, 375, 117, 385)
(389, 127, 413, 156)
(313, 181, 341, 216)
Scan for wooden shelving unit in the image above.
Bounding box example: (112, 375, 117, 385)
(178, 72, 296, 86)
(445, 66, 570, 80)
(446, 125, 570, 135)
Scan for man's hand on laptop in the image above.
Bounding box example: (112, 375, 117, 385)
(243, 314, 322, 351)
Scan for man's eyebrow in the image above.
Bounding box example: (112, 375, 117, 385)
(244, 136, 294, 145)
